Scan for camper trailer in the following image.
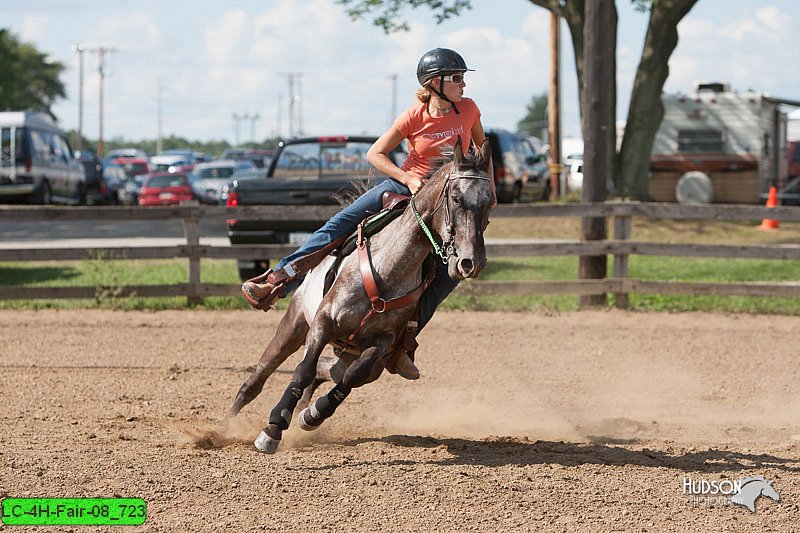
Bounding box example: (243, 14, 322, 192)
(648, 82, 797, 204)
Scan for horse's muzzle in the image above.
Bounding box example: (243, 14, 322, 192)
(451, 256, 485, 279)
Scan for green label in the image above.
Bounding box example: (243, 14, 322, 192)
(1, 498, 146, 526)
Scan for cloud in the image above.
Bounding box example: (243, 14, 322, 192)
(204, 10, 250, 64)
(722, 6, 788, 45)
(665, 5, 797, 95)
(19, 13, 49, 43)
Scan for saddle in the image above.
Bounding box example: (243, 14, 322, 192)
(323, 192, 411, 294)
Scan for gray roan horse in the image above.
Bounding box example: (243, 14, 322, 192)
(225, 137, 494, 454)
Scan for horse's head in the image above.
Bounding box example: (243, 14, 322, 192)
(427, 136, 494, 281)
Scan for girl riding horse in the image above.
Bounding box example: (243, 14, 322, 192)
(242, 48, 495, 379)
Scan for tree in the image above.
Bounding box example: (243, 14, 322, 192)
(517, 91, 548, 138)
(335, 0, 700, 200)
(0, 29, 66, 118)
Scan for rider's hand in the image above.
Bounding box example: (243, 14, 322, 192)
(406, 175, 428, 195)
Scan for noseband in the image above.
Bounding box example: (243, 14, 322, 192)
(410, 167, 490, 263)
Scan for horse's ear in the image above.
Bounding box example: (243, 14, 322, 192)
(453, 136, 464, 168)
(478, 138, 492, 171)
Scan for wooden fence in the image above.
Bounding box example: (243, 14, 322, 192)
(2, 201, 800, 307)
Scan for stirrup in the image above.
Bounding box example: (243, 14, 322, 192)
(242, 269, 287, 311)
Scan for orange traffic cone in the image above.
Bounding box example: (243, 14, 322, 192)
(758, 185, 779, 230)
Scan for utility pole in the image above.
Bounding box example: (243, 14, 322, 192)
(88, 46, 116, 157)
(280, 73, 303, 137)
(249, 113, 260, 144)
(232, 113, 244, 146)
(389, 73, 398, 127)
(276, 93, 282, 138)
(282, 74, 295, 137)
(156, 80, 163, 154)
(580, 0, 612, 308)
(71, 42, 85, 151)
(296, 74, 304, 137)
(548, 13, 561, 200)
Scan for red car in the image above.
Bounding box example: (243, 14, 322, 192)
(138, 172, 194, 206)
(114, 157, 151, 179)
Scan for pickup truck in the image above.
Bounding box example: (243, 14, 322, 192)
(225, 136, 407, 281)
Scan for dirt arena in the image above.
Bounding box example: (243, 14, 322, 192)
(1, 308, 799, 531)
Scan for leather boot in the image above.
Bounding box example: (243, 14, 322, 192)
(241, 270, 285, 311)
(386, 347, 420, 380)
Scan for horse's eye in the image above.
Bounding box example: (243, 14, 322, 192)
(452, 195, 461, 205)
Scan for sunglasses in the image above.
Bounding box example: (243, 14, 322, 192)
(441, 73, 465, 84)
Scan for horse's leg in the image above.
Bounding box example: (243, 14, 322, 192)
(254, 315, 334, 453)
(298, 334, 392, 431)
(225, 298, 309, 423)
(297, 355, 338, 410)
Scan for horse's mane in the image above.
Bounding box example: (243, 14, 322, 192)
(422, 143, 491, 182)
(336, 142, 489, 207)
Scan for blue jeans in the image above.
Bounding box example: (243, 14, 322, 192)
(275, 178, 458, 332)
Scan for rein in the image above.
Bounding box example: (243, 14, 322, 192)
(410, 168, 490, 263)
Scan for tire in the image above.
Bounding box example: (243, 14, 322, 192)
(75, 182, 87, 205)
(510, 182, 522, 204)
(36, 180, 52, 205)
(540, 181, 551, 201)
(675, 171, 714, 204)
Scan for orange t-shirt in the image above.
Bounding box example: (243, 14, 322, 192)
(393, 97, 481, 178)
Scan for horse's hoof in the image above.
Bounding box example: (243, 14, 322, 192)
(297, 406, 322, 432)
(254, 430, 280, 454)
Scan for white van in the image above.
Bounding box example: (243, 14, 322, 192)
(0, 111, 86, 204)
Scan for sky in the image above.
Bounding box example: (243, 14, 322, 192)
(4, 0, 800, 145)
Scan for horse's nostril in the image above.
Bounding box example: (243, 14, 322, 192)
(459, 258, 474, 276)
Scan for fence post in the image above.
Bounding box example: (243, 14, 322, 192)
(182, 217, 202, 306)
(613, 214, 631, 309)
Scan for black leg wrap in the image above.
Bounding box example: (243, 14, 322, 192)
(313, 383, 351, 421)
(269, 382, 304, 430)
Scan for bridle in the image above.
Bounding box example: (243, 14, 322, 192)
(410, 165, 490, 264)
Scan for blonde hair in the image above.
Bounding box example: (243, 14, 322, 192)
(416, 85, 432, 103)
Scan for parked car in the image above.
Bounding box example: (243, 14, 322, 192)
(106, 148, 149, 160)
(562, 137, 584, 192)
(100, 161, 129, 204)
(485, 129, 549, 203)
(220, 148, 276, 168)
(157, 149, 197, 162)
(219, 167, 268, 204)
(0, 111, 86, 204)
(567, 158, 584, 192)
(118, 173, 148, 206)
(138, 172, 194, 206)
(150, 154, 194, 174)
(193, 151, 214, 163)
(114, 157, 151, 179)
(226, 135, 405, 280)
(76, 151, 104, 204)
(189, 159, 257, 204)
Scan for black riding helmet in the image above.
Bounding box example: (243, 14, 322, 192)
(416, 48, 473, 114)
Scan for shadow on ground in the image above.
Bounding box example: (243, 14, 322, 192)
(306, 435, 800, 474)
